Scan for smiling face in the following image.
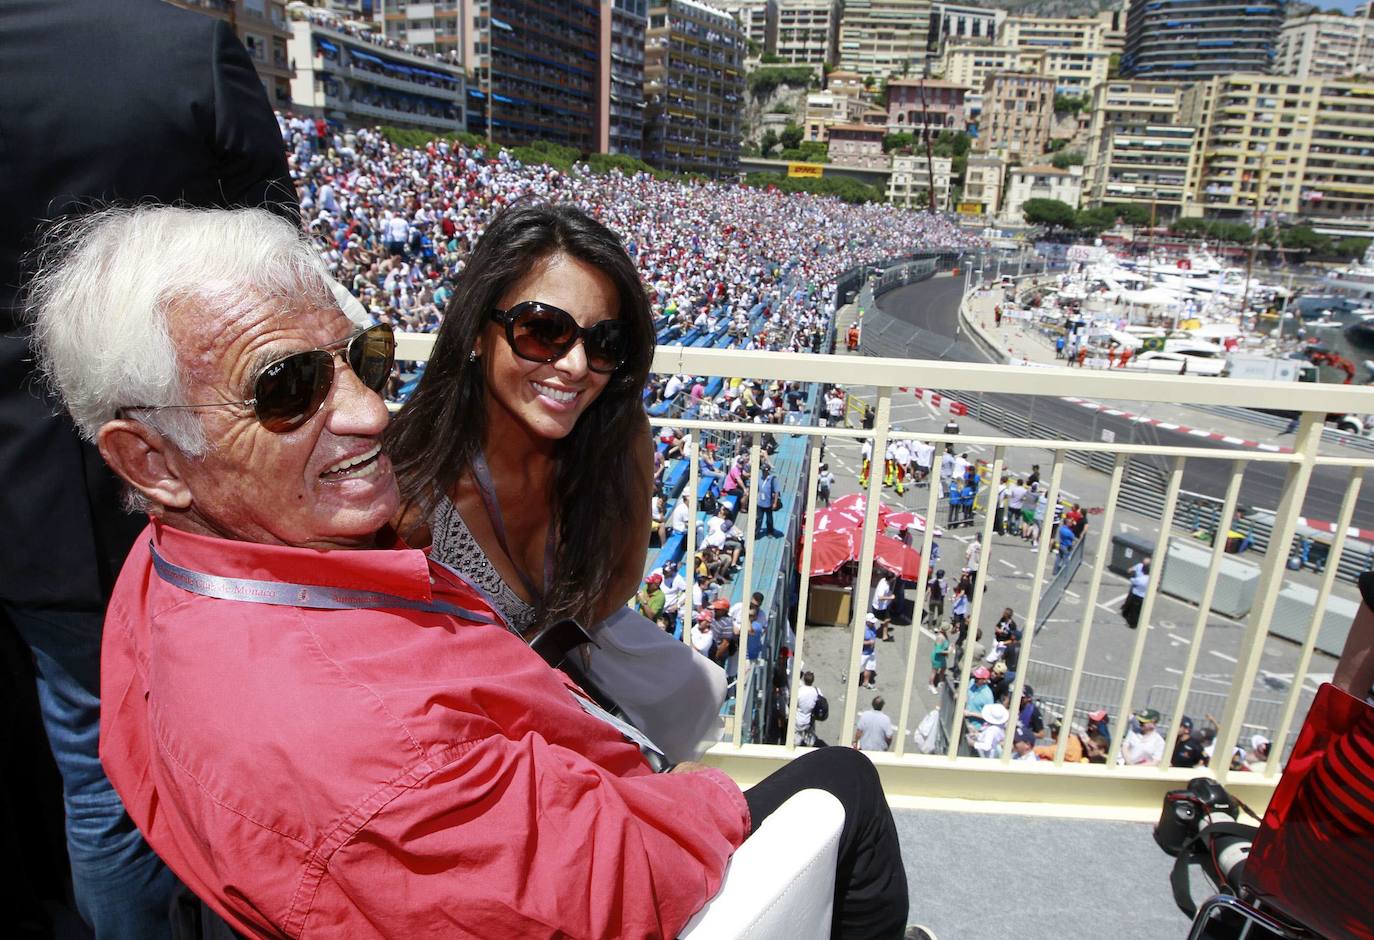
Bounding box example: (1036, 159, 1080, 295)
(479, 253, 619, 446)
(163, 300, 399, 549)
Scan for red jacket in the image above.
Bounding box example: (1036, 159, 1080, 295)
(102, 522, 749, 938)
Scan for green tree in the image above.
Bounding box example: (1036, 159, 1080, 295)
(780, 122, 805, 151)
(1074, 205, 1117, 233)
(1107, 53, 1121, 79)
(1053, 95, 1087, 115)
(1334, 236, 1372, 259)
(1051, 150, 1085, 170)
(760, 129, 780, 156)
(761, 52, 782, 64)
(1022, 198, 1077, 230)
(1169, 217, 1209, 238)
(1281, 225, 1332, 256)
(931, 130, 971, 158)
(883, 131, 915, 153)
(1105, 203, 1151, 227)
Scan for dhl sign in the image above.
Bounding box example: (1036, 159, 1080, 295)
(787, 163, 824, 179)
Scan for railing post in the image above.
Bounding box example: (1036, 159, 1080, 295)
(786, 438, 825, 751)
(841, 386, 892, 741)
(894, 433, 947, 756)
(1158, 459, 1246, 770)
(683, 433, 699, 646)
(1215, 413, 1323, 784)
(733, 431, 763, 748)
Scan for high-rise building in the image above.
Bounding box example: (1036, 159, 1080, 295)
(167, 0, 294, 107)
(775, 0, 841, 66)
(602, 0, 650, 156)
(998, 15, 1107, 52)
(978, 71, 1054, 163)
(1276, 8, 1374, 80)
(374, 0, 464, 60)
(1182, 73, 1374, 221)
(715, 0, 777, 54)
(1121, 0, 1285, 81)
(644, 0, 747, 176)
(926, 2, 1004, 56)
(1082, 81, 1194, 215)
(288, 7, 465, 133)
(939, 44, 1044, 92)
(837, 0, 933, 82)
(1096, 4, 1128, 56)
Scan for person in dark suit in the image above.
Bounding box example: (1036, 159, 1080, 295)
(0, 1, 297, 935)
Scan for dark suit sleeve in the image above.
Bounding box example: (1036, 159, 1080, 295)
(208, 19, 299, 227)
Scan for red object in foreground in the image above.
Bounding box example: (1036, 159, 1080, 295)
(801, 528, 860, 576)
(872, 535, 924, 579)
(829, 493, 894, 524)
(883, 510, 942, 537)
(811, 507, 865, 533)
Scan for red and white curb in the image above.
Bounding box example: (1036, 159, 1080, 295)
(906, 387, 968, 416)
(1061, 397, 1293, 454)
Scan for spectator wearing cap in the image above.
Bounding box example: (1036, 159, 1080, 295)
(968, 703, 1008, 757)
(1121, 709, 1165, 765)
(1034, 720, 1085, 763)
(1086, 708, 1112, 748)
(709, 598, 736, 665)
(1017, 685, 1044, 737)
(1012, 730, 1039, 761)
(1170, 716, 1206, 769)
(706, 505, 744, 572)
(964, 666, 995, 729)
(636, 574, 666, 621)
(853, 697, 895, 752)
(653, 559, 688, 623)
(691, 610, 714, 656)
(860, 615, 880, 689)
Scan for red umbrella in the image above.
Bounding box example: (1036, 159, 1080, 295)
(871, 535, 924, 579)
(799, 528, 858, 576)
(884, 511, 943, 537)
(830, 493, 894, 526)
(811, 507, 864, 533)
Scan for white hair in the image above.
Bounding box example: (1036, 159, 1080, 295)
(27, 205, 333, 456)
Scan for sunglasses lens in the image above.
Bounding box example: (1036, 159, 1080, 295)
(585, 321, 627, 374)
(510, 303, 577, 362)
(253, 350, 332, 432)
(348, 324, 396, 393)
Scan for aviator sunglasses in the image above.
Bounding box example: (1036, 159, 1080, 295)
(121, 323, 396, 433)
(490, 300, 627, 374)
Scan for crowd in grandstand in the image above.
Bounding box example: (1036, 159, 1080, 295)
(280, 116, 979, 365)
(295, 7, 463, 65)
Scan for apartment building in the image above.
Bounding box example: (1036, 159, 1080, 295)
(940, 44, 1044, 91)
(1122, 0, 1285, 80)
(715, 0, 777, 54)
(287, 9, 465, 132)
(960, 153, 1005, 215)
(603, 0, 650, 156)
(1097, 5, 1128, 56)
(886, 79, 967, 134)
(168, 0, 294, 107)
(775, 0, 841, 65)
(836, 0, 933, 82)
(978, 72, 1055, 163)
(644, 0, 747, 176)
(1083, 80, 1194, 216)
(1276, 9, 1374, 80)
(1002, 164, 1084, 223)
(998, 14, 1107, 51)
(826, 123, 888, 168)
(888, 154, 954, 208)
(804, 89, 869, 141)
(926, 2, 1004, 55)
(1182, 73, 1374, 222)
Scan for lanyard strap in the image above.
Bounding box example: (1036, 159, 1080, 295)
(150, 544, 497, 624)
(469, 450, 555, 603)
(150, 543, 662, 759)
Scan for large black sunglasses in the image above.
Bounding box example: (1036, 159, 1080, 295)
(490, 301, 627, 374)
(121, 323, 395, 433)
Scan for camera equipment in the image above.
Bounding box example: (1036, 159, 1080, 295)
(1156, 778, 1260, 919)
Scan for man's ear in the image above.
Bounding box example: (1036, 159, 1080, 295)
(96, 419, 193, 511)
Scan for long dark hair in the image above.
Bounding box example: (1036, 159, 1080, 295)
(386, 201, 655, 633)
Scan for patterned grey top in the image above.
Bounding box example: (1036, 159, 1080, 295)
(429, 494, 538, 634)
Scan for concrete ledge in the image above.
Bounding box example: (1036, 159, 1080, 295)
(702, 742, 1278, 822)
(956, 294, 1008, 364)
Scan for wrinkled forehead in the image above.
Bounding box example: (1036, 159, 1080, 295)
(169, 293, 350, 386)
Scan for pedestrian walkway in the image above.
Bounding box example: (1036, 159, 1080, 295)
(960, 287, 1059, 367)
(834, 300, 862, 357)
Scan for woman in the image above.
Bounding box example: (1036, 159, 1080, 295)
(387, 202, 656, 636)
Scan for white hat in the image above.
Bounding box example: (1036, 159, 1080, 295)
(865, 613, 878, 624)
(981, 703, 1009, 726)
(1250, 734, 1271, 752)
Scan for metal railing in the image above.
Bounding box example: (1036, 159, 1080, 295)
(393, 322, 1374, 813)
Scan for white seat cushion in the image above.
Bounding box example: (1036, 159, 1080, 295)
(679, 788, 845, 940)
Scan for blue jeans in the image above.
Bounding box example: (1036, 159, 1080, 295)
(5, 604, 178, 939)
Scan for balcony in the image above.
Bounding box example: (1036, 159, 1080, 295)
(390, 268, 1374, 834)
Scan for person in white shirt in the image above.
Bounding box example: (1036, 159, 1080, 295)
(662, 373, 684, 401)
(853, 697, 895, 752)
(913, 440, 934, 483)
(1012, 731, 1040, 761)
(1120, 709, 1166, 765)
(871, 575, 896, 641)
(652, 559, 688, 620)
(669, 493, 692, 538)
(968, 703, 1008, 758)
(964, 532, 982, 575)
(951, 452, 969, 485)
(938, 446, 955, 489)
(794, 670, 820, 746)
(690, 610, 714, 656)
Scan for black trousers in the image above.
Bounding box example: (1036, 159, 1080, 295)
(744, 746, 908, 939)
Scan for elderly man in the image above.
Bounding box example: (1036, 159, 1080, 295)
(29, 206, 909, 938)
